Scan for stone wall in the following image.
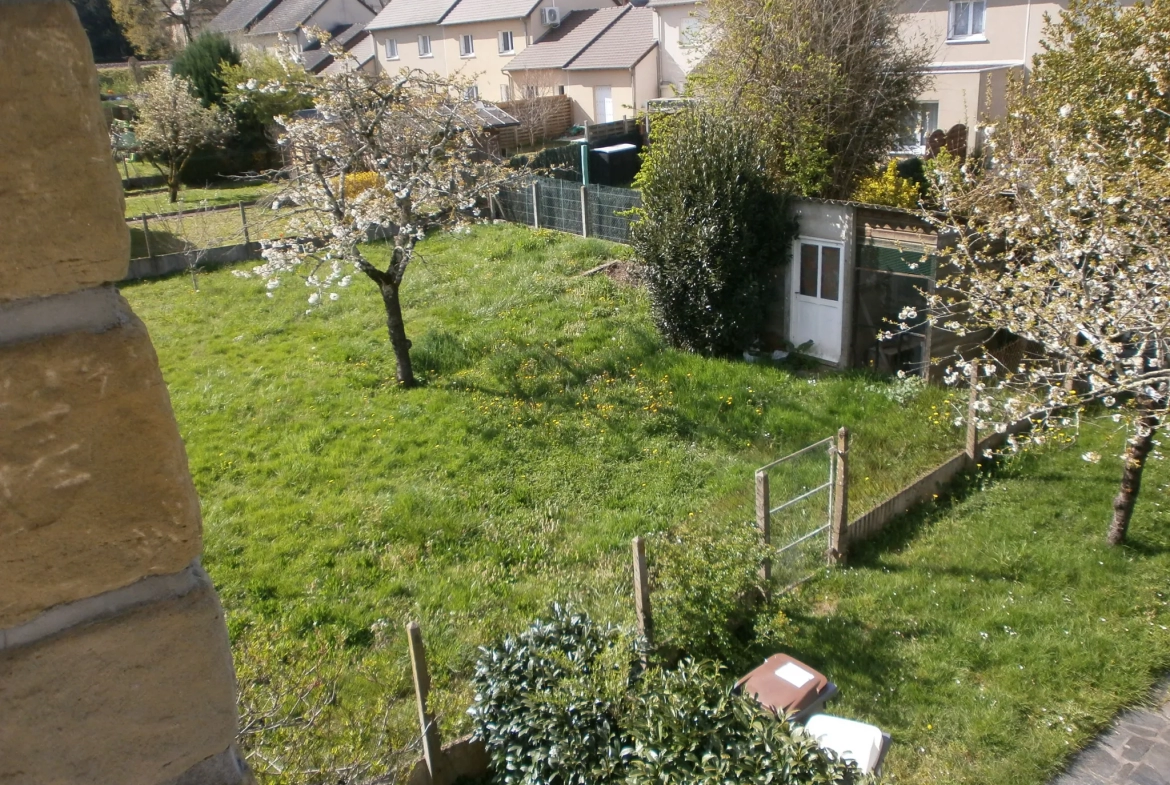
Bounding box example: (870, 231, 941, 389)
(0, 3, 247, 783)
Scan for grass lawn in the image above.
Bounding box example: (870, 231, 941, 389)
(121, 224, 966, 778)
(127, 200, 295, 259)
(119, 222, 1168, 783)
(124, 181, 280, 218)
(769, 418, 1170, 784)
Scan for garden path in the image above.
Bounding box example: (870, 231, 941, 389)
(1050, 678, 1170, 785)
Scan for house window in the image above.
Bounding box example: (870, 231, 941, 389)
(500, 84, 511, 101)
(418, 35, 432, 57)
(897, 101, 939, 151)
(798, 242, 841, 302)
(524, 84, 538, 99)
(464, 85, 479, 100)
(948, 0, 986, 39)
(680, 17, 701, 48)
(498, 30, 514, 54)
(384, 38, 398, 60)
(557, 85, 565, 95)
(460, 34, 475, 57)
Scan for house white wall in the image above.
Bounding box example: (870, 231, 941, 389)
(786, 200, 855, 367)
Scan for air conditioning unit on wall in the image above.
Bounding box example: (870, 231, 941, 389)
(540, 7, 560, 26)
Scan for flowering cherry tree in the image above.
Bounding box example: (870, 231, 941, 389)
(919, 0, 1170, 544)
(236, 49, 509, 387)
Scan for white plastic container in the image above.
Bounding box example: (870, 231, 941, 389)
(802, 714, 890, 775)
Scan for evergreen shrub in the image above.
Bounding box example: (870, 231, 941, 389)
(630, 108, 796, 356)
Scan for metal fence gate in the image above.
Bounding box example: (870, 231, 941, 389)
(756, 436, 837, 589)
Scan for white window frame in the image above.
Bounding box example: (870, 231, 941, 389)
(418, 34, 433, 57)
(498, 30, 514, 54)
(795, 239, 844, 304)
(459, 33, 475, 57)
(680, 17, 701, 49)
(895, 101, 940, 153)
(947, 0, 986, 41)
(384, 38, 398, 60)
(464, 84, 479, 100)
(500, 84, 511, 101)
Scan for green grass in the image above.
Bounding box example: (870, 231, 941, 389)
(98, 64, 165, 97)
(124, 181, 279, 218)
(121, 224, 967, 777)
(766, 419, 1170, 784)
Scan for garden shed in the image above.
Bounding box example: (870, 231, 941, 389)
(767, 198, 971, 378)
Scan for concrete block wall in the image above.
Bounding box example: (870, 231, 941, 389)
(0, 3, 248, 783)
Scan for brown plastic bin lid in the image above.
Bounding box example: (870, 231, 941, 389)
(735, 653, 830, 717)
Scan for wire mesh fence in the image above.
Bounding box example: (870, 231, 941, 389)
(760, 438, 835, 589)
(494, 176, 642, 244)
(128, 202, 296, 261)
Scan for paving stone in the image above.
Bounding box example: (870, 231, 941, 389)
(1129, 763, 1169, 785)
(1123, 735, 1157, 761)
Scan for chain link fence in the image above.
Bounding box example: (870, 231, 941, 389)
(495, 176, 641, 244)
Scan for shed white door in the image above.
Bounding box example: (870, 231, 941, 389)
(594, 86, 613, 123)
(789, 240, 844, 363)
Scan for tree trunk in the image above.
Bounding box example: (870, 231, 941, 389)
(380, 281, 416, 387)
(1107, 413, 1158, 545)
(168, 171, 180, 203)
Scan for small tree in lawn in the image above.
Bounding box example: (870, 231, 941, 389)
(133, 71, 232, 202)
(921, 0, 1170, 545)
(235, 58, 509, 387)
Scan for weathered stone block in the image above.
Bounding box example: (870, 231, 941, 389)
(0, 574, 238, 785)
(0, 2, 129, 302)
(0, 312, 202, 628)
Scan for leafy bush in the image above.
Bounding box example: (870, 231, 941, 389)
(852, 160, 920, 209)
(172, 32, 241, 108)
(470, 609, 860, 785)
(469, 606, 639, 785)
(651, 517, 769, 669)
(626, 659, 860, 785)
(630, 108, 796, 356)
(343, 171, 382, 200)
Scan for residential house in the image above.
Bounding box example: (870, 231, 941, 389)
(366, 0, 616, 102)
(208, 0, 380, 72)
(502, 4, 657, 125)
(647, 0, 706, 97)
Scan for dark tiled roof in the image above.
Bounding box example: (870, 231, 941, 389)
(503, 6, 627, 71)
(566, 6, 655, 70)
(441, 0, 540, 26)
(249, 0, 331, 34)
(367, 0, 461, 30)
(207, 0, 282, 33)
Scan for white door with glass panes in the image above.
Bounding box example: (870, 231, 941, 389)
(594, 86, 613, 123)
(789, 239, 844, 363)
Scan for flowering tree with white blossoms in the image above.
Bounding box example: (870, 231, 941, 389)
(918, 0, 1170, 545)
(236, 48, 510, 387)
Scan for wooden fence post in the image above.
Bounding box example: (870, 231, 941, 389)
(407, 621, 442, 782)
(141, 215, 153, 259)
(531, 181, 540, 229)
(579, 186, 589, 238)
(828, 427, 850, 565)
(756, 470, 771, 582)
(239, 202, 250, 245)
(632, 537, 653, 649)
(967, 363, 979, 464)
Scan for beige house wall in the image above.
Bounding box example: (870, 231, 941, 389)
(897, 1, 1132, 148)
(565, 68, 634, 125)
(371, 23, 453, 77)
(652, 1, 706, 96)
(439, 19, 530, 100)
